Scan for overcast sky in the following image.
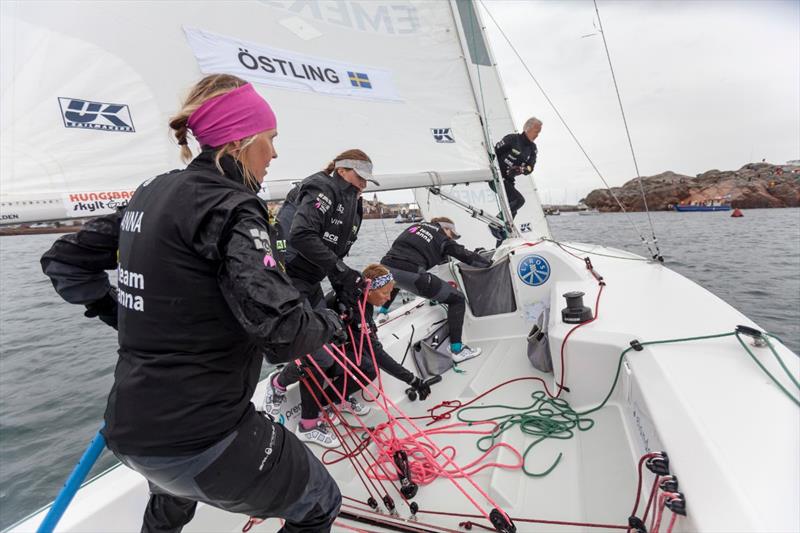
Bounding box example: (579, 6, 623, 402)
(381, 0, 799, 205)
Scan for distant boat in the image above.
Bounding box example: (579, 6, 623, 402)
(578, 208, 600, 216)
(673, 198, 732, 212)
(731, 208, 744, 217)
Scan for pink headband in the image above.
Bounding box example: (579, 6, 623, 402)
(187, 83, 277, 147)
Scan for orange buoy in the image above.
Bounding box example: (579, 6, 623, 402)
(731, 208, 743, 217)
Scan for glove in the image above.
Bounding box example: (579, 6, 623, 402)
(330, 262, 363, 308)
(321, 308, 348, 345)
(84, 288, 118, 330)
(377, 306, 390, 315)
(408, 376, 432, 401)
(470, 252, 492, 269)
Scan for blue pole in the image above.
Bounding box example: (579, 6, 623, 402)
(36, 427, 106, 533)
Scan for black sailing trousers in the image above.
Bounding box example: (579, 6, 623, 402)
(384, 267, 467, 345)
(489, 179, 526, 218)
(115, 409, 341, 533)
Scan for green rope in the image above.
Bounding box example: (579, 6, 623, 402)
(579, 331, 737, 416)
(458, 390, 594, 476)
(454, 330, 798, 479)
(735, 333, 800, 407)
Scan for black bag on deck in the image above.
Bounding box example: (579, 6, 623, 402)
(458, 255, 517, 317)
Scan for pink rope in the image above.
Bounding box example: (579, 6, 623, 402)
(320, 338, 508, 524)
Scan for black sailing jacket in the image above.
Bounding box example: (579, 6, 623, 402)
(41, 151, 334, 456)
(495, 132, 537, 183)
(380, 221, 489, 273)
(277, 171, 363, 285)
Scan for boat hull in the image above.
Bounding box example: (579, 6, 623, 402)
(673, 205, 732, 212)
(8, 239, 798, 533)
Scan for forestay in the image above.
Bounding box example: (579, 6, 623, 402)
(0, 0, 522, 225)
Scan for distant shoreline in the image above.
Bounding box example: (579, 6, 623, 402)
(583, 162, 800, 212)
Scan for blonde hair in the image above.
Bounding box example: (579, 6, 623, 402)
(430, 216, 454, 225)
(168, 74, 261, 191)
(324, 149, 371, 176)
(362, 263, 389, 280)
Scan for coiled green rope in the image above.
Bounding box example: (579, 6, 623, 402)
(456, 330, 798, 478)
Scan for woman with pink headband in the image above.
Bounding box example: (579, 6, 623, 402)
(41, 74, 344, 533)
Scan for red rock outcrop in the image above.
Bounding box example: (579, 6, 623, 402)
(583, 163, 800, 211)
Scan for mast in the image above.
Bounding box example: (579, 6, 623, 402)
(444, 0, 551, 240)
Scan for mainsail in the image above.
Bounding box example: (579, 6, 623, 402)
(0, 0, 547, 239)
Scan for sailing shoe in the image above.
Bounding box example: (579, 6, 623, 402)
(489, 224, 507, 244)
(261, 371, 286, 419)
(322, 405, 343, 426)
(297, 421, 341, 449)
(448, 344, 482, 364)
(343, 395, 371, 416)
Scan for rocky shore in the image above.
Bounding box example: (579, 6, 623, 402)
(583, 163, 800, 211)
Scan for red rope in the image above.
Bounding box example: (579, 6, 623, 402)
(340, 503, 464, 533)
(666, 512, 678, 533)
(319, 343, 500, 523)
(424, 376, 550, 426)
(300, 367, 388, 503)
(642, 474, 660, 525)
(554, 283, 604, 399)
(631, 452, 663, 516)
(651, 492, 681, 533)
(419, 509, 628, 530)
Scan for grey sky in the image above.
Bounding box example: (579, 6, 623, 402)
(380, 0, 799, 205)
(485, 0, 800, 204)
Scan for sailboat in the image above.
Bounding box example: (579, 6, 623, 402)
(3, 1, 798, 532)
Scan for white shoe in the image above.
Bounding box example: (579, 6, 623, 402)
(448, 344, 482, 364)
(322, 405, 343, 426)
(298, 421, 341, 449)
(343, 395, 371, 416)
(261, 370, 286, 418)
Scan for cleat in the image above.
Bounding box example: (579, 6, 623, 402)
(448, 344, 482, 363)
(297, 421, 341, 449)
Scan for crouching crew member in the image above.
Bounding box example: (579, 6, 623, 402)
(41, 75, 344, 533)
(264, 264, 430, 448)
(380, 217, 491, 363)
(264, 150, 376, 443)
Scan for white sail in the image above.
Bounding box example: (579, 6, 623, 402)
(412, 0, 550, 251)
(0, 0, 534, 225)
(4, 3, 799, 533)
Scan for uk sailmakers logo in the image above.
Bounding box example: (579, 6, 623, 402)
(58, 98, 135, 132)
(432, 128, 455, 143)
(183, 27, 401, 102)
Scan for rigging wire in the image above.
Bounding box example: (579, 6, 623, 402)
(464, 1, 512, 230)
(377, 204, 392, 247)
(476, 0, 661, 261)
(592, 0, 662, 260)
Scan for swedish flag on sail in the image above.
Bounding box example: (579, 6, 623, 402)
(348, 71, 372, 89)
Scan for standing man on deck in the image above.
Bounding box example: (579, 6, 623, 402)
(490, 117, 542, 241)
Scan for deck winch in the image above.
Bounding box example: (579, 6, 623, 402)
(561, 291, 594, 324)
